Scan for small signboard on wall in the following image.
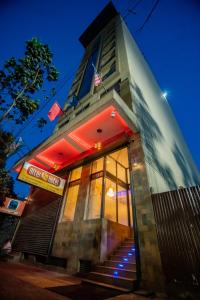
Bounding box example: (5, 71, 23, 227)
(18, 162, 66, 196)
(0, 198, 26, 216)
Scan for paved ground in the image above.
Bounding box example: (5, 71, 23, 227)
(0, 261, 166, 300)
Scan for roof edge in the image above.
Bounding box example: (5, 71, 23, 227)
(79, 2, 119, 48)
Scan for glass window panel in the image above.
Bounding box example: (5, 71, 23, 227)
(117, 164, 126, 183)
(78, 43, 100, 100)
(92, 158, 103, 174)
(70, 166, 82, 181)
(86, 178, 102, 219)
(117, 186, 128, 226)
(105, 178, 116, 222)
(110, 147, 128, 168)
(63, 185, 79, 221)
(102, 63, 116, 81)
(106, 157, 116, 176)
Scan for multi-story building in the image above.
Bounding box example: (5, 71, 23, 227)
(13, 2, 200, 292)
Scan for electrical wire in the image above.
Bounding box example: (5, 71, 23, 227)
(13, 72, 74, 139)
(137, 0, 160, 32)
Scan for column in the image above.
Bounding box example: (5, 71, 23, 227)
(128, 134, 165, 292)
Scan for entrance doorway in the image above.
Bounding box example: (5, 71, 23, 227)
(62, 146, 133, 228)
(85, 147, 133, 227)
(53, 146, 134, 272)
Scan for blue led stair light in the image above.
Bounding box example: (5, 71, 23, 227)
(113, 271, 118, 277)
(128, 252, 133, 256)
(123, 257, 128, 262)
(118, 263, 124, 268)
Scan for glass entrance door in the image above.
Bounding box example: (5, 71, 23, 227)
(85, 146, 133, 227)
(104, 147, 131, 226)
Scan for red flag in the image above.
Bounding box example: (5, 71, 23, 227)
(48, 102, 63, 121)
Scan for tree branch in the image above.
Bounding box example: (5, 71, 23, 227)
(0, 67, 40, 123)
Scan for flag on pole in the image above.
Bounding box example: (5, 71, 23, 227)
(7, 137, 23, 157)
(69, 95, 79, 108)
(92, 63, 102, 87)
(48, 102, 63, 121)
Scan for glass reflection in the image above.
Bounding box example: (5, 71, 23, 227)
(86, 178, 102, 219)
(105, 178, 116, 222)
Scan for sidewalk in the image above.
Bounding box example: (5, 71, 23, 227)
(0, 261, 78, 300)
(0, 261, 166, 300)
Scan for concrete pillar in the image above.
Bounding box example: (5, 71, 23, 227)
(128, 134, 165, 292)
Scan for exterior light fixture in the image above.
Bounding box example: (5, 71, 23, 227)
(94, 128, 103, 150)
(162, 92, 167, 98)
(161, 91, 168, 101)
(53, 163, 59, 170)
(113, 271, 118, 277)
(110, 110, 116, 118)
(94, 142, 102, 150)
(133, 159, 137, 167)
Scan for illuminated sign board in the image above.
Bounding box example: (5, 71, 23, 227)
(18, 162, 66, 196)
(0, 198, 26, 216)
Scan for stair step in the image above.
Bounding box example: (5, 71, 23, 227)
(81, 278, 130, 292)
(85, 272, 136, 289)
(110, 255, 136, 263)
(104, 260, 136, 270)
(125, 238, 135, 242)
(115, 249, 136, 256)
(122, 242, 135, 246)
(95, 265, 136, 279)
(119, 245, 135, 250)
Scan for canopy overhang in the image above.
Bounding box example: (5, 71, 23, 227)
(14, 90, 138, 174)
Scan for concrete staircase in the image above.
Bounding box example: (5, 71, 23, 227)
(81, 238, 137, 291)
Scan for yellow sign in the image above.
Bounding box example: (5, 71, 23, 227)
(18, 162, 66, 196)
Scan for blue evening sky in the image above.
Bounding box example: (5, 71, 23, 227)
(0, 0, 199, 197)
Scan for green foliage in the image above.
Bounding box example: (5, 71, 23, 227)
(0, 37, 59, 123)
(37, 117, 47, 131)
(0, 130, 15, 167)
(0, 38, 59, 199)
(0, 168, 16, 203)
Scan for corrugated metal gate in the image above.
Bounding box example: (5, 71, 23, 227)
(13, 189, 62, 257)
(152, 185, 200, 287)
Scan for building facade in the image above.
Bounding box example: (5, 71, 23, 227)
(13, 3, 200, 292)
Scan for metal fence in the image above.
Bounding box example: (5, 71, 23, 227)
(152, 185, 200, 287)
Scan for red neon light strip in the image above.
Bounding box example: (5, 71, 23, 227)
(116, 113, 129, 130)
(68, 106, 130, 149)
(68, 133, 91, 149)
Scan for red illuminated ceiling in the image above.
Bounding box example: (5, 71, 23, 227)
(68, 106, 131, 149)
(15, 105, 133, 173)
(36, 138, 80, 168)
(28, 159, 50, 171)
